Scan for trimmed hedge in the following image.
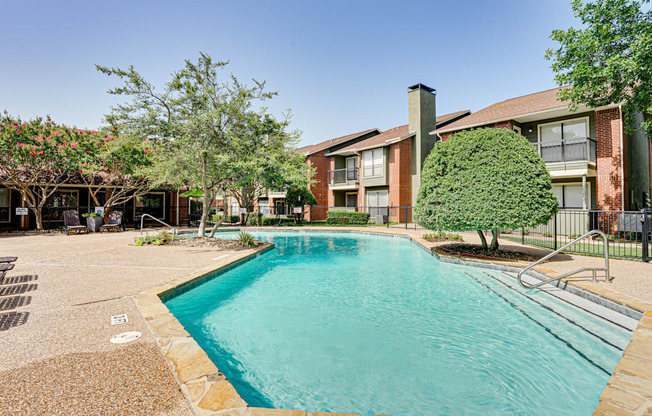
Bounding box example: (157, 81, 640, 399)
(225, 215, 239, 224)
(326, 210, 370, 225)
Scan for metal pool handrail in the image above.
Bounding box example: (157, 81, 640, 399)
(140, 213, 178, 238)
(517, 229, 610, 289)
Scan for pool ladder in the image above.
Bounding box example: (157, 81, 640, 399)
(517, 229, 610, 289)
(139, 214, 178, 238)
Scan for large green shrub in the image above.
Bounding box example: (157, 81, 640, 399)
(225, 215, 239, 224)
(285, 185, 318, 207)
(326, 210, 370, 225)
(246, 214, 260, 226)
(415, 128, 558, 250)
(261, 217, 278, 226)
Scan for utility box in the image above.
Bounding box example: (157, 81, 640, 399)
(375, 215, 387, 225)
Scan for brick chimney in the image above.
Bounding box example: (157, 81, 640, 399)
(408, 83, 436, 205)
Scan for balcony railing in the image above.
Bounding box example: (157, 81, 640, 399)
(328, 167, 358, 184)
(532, 137, 597, 163)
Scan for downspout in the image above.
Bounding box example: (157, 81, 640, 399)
(619, 104, 625, 210)
(176, 191, 180, 226)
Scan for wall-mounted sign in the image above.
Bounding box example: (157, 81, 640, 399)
(239, 208, 247, 214)
(16, 207, 28, 216)
(95, 207, 104, 214)
(293, 207, 302, 214)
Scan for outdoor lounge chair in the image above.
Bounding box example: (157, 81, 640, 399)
(100, 211, 124, 233)
(0, 256, 17, 263)
(0, 263, 14, 273)
(63, 210, 88, 235)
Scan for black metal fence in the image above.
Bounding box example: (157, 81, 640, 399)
(500, 209, 652, 261)
(18, 203, 652, 261)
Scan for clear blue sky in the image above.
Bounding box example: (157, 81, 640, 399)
(1, 0, 579, 147)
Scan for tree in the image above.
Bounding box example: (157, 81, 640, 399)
(77, 133, 154, 210)
(285, 184, 318, 207)
(226, 111, 314, 228)
(545, 0, 652, 134)
(98, 52, 275, 236)
(415, 128, 558, 250)
(0, 113, 86, 230)
(284, 184, 318, 223)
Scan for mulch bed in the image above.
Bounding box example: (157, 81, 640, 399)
(437, 243, 541, 263)
(169, 236, 263, 249)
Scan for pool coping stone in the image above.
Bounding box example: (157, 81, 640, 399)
(135, 228, 652, 416)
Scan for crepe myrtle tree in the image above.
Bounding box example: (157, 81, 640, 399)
(415, 128, 558, 250)
(0, 112, 89, 230)
(77, 132, 155, 211)
(285, 184, 318, 222)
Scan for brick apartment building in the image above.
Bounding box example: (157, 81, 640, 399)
(298, 84, 470, 222)
(298, 85, 652, 224)
(436, 87, 652, 212)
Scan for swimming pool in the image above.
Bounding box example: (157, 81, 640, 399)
(165, 231, 632, 415)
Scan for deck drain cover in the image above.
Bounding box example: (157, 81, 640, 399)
(110, 331, 142, 344)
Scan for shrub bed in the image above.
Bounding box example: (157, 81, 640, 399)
(326, 210, 370, 225)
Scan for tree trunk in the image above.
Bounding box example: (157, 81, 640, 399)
(490, 229, 500, 251)
(207, 212, 227, 238)
(34, 207, 43, 231)
(477, 230, 488, 249)
(198, 153, 209, 236)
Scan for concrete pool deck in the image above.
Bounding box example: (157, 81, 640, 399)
(0, 227, 650, 415)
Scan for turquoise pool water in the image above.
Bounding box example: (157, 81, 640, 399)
(166, 231, 631, 416)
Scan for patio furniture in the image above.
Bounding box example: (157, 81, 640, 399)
(0, 256, 17, 263)
(63, 210, 89, 235)
(100, 211, 124, 233)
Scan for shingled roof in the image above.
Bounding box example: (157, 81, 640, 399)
(296, 128, 381, 156)
(328, 110, 470, 155)
(436, 86, 573, 134)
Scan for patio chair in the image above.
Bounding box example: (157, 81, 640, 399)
(100, 211, 124, 233)
(0, 256, 17, 264)
(0, 263, 14, 272)
(63, 210, 88, 235)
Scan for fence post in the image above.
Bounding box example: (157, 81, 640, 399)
(643, 209, 650, 262)
(553, 213, 558, 251)
(387, 206, 390, 228)
(405, 206, 408, 229)
(521, 227, 525, 245)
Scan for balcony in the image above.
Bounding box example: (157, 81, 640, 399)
(328, 167, 359, 189)
(533, 137, 597, 163)
(533, 137, 597, 178)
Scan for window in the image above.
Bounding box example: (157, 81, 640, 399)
(230, 199, 239, 215)
(366, 190, 389, 217)
(552, 184, 591, 209)
(46, 190, 78, 208)
(539, 118, 588, 143)
(0, 189, 9, 222)
(362, 149, 384, 178)
(135, 193, 166, 219)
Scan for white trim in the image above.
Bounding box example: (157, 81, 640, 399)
(619, 104, 625, 209)
(436, 102, 620, 134)
(327, 133, 414, 156)
(512, 125, 522, 135)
